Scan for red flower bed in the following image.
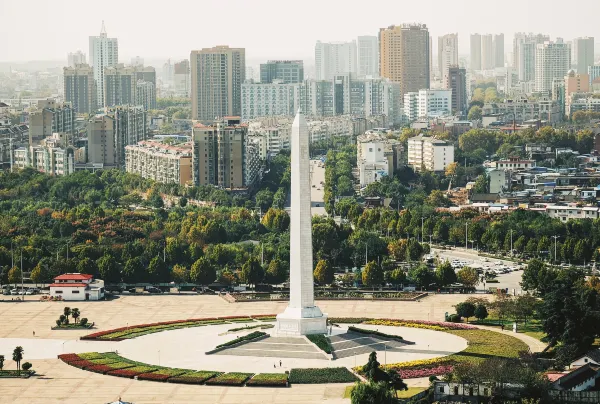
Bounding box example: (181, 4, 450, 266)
(58, 353, 81, 363)
(69, 360, 95, 369)
(107, 369, 142, 378)
(218, 316, 251, 320)
(137, 373, 171, 382)
(395, 365, 454, 379)
(86, 364, 113, 374)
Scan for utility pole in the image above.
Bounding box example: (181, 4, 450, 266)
(261, 243, 264, 266)
(20, 249, 24, 301)
(421, 217, 425, 243)
(552, 235, 560, 264)
(365, 243, 368, 265)
(510, 230, 513, 257)
(465, 223, 468, 250)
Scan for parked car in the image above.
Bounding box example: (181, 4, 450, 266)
(146, 287, 162, 294)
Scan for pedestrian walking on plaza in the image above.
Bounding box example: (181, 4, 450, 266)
(33, 330, 35, 337)
(279, 360, 282, 367)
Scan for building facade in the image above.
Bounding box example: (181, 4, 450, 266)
(448, 67, 467, 115)
(407, 134, 454, 172)
(438, 33, 458, 83)
(89, 22, 118, 108)
(315, 41, 357, 81)
(379, 24, 430, 97)
(535, 42, 571, 93)
(357, 36, 379, 78)
(190, 46, 246, 121)
(87, 114, 116, 167)
(493, 34, 505, 68)
(481, 34, 494, 70)
(470, 34, 482, 71)
(260, 60, 304, 84)
(417, 89, 452, 118)
(573, 37, 595, 74)
(67, 51, 86, 68)
(191, 117, 260, 189)
(64, 64, 96, 114)
(104, 65, 157, 110)
(357, 132, 403, 187)
(173, 59, 190, 97)
(28, 100, 76, 145)
(106, 105, 147, 168)
(125, 140, 192, 185)
(241, 81, 298, 121)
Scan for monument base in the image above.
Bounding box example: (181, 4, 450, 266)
(275, 306, 328, 336)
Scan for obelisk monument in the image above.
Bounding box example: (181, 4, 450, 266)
(275, 110, 328, 336)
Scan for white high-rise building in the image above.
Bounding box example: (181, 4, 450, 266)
(470, 34, 482, 71)
(315, 41, 357, 80)
(535, 42, 571, 93)
(89, 21, 118, 108)
(67, 51, 86, 68)
(130, 56, 144, 67)
(438, 34, 458, 84)
(481, 34, 494, 70)
(513, 33, 550, 81)
(573, 37, 595, 74)
(493, 34, 504, 68)
(403, 89, 451, 121)
(357, 36, 379, 78)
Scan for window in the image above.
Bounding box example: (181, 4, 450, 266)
(438, 387, 444, 393)
(454, 386, 459, 395)
(55, 290, 63, 294)
(72, 290, 80, 294)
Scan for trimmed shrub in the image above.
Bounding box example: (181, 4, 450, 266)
(306, 334, 332, 354)
(169, 371, 222, 385)
(215, 331, 266, 349)
(205, 372, 254, 386)
(288, 368, 358, 384)
(246, 373, 288, 387)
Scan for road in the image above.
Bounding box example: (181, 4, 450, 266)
(432, 247, 525, 294)
(310, 159, 327, 216)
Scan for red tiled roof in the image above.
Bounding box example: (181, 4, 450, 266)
(49, 283, 87, 288)
(54, 274, 93, 281)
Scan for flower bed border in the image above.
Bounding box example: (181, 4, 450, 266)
(225, 293, 428, 303)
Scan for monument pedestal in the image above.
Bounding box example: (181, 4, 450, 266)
(276, 306, 328, 336)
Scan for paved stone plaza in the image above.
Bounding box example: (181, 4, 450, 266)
(0, 294, 489, 403)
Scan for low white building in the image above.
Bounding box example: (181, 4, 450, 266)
(49, 273, 105, 301)
(248, 127, 290, 160)
(417, 89, 452, 118)
(356, 132, 404, 187)
(407, 134, 454, 172)
(241, 81, 298, 122)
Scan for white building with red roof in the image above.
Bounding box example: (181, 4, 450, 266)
(49, 273, 105, 301)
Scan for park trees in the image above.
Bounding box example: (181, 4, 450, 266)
(190, 257, 216, 287)
(362, 261, 384, 288)
(314, 259, 334, 285)
(239, 257, 264, 289)
(457, 266, 479, 289)
(435, 260, 457, 287)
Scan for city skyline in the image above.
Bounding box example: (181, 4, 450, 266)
(2, 0, 600, 64)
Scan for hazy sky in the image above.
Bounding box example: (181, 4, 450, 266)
(1, 0, 598, 64)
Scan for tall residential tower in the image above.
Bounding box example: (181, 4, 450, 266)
(89, 21, 118, 108)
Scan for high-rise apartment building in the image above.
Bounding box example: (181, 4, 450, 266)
(130, 56, 144, 67)
(535, 42, 571, 93)
(89, 22, 118, 108)
(573, 37, 595, 74)
(260, 60, 304, 84)
(191, 117, 260, 189)
(173, 60, 190, 97)
(481, 34, 494, 70)
(438, 34, 458, 83)
(68, 51, 86, 68)
(315, 41, 357, 80)
(190, 46, 246, 121)
(404, 89, 451, 120)
(108, 105, 147, 168)
(448, 67, 467, 115)
(513, 33, 550, 79)
(493, 34, 505, 68)
(588, 66, 600, 86)
(28, 100, 76, 146)
(470, 34, 482, 71)
(357, 36, 379, 78)
(64, 64, 96, 114)
(104, 65, 157, 110)
(407, 134, 454, 172)
(379, 24, 430, 97)
(87, 114, 116, 167)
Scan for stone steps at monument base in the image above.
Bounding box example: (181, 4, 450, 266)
(214, 347, 327, 360)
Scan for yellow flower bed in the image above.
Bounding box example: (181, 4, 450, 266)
(363, 320, 447, 332)
(355, 357, 453, 373)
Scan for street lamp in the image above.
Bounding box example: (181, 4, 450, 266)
(552, 236, 560, 264)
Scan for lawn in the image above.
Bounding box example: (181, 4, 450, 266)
(472, 318, 546, 341)
(343, 386, 425, 399)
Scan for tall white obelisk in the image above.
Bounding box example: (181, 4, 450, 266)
(276, 110, 327, 336)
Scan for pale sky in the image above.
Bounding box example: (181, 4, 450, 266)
(1, 0, 598, 63)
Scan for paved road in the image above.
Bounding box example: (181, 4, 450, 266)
(310, 159, 327, 216)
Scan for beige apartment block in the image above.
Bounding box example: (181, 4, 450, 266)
(379, 24, 430, 97)
(125, 140, 192, 185)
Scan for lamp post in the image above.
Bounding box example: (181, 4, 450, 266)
(421, 217, 425, 243)
(552, 236, 560, 264)
(465, 223, 468, 250)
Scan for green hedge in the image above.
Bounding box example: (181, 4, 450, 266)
(347, 326, 404, 342)
(306, 334, 332, 354)
(288, 367, 358, 384)
(216, 331, 267, 349)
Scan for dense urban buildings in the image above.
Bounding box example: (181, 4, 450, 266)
(356, 131, 403, 187)
(403, 89, 452, 121)
(87, 114, 115, 167)
(493, 33, 505, 68)
(107, 105, 147, 168)
(481, 34, 494, 70)
(63, 64, 96, 114)
(407, 134, 455, 172)
(241, 81, 297, 121)
(357, 36, 379, 78)
(103, 65, 157, 110)
(513, 33, 550, 81)
(89, 22, 118, 108)
(535, 41, 571, 93)
(379, 24, 430, 97)
(314, 41, 357, 80)
(125, 140, 192, 185)
(190, 46, 246, 121)
(191, 117, 260, 189)
(259, 60, 304, 84)
(28, 100, 75, 145)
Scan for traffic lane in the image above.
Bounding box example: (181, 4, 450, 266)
(310, 159, 326, 216)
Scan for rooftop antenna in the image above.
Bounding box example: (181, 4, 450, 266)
(100, 20, 107, 36)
